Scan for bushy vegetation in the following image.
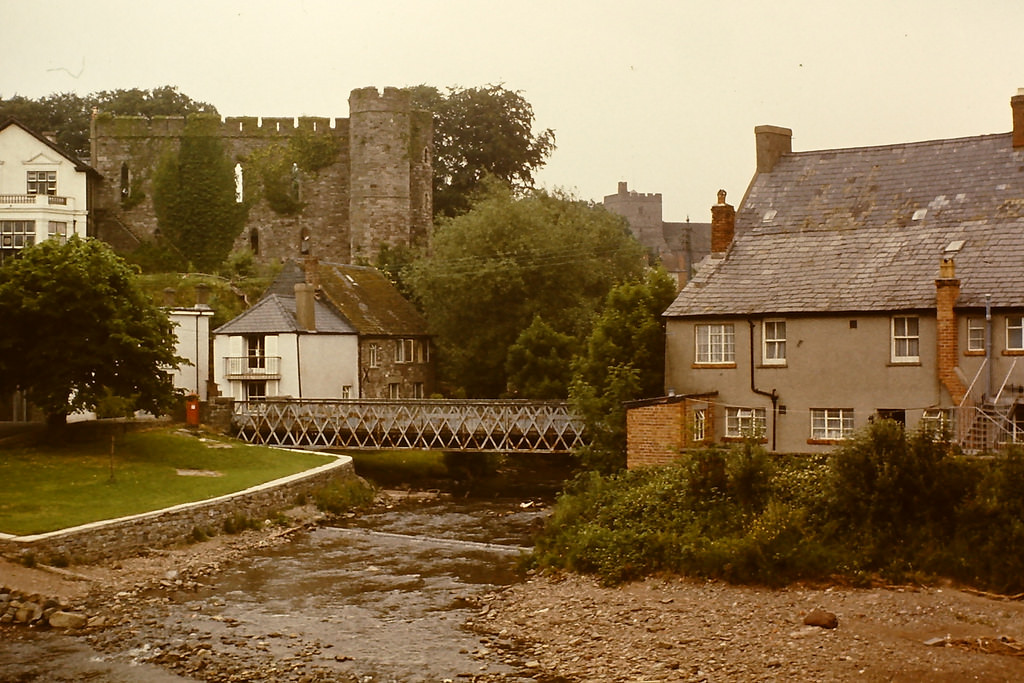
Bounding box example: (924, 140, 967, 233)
(312, 477, 376, 515)
(532, 421, 1024, 593)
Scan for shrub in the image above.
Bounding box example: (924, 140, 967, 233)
(313, 477, 376, 515)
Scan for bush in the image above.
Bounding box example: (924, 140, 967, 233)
(313, 477, 375, 515)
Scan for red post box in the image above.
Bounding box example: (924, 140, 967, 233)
(185, 394, 201, 426)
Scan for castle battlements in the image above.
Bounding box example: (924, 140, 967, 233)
(93, 113, 349, 138)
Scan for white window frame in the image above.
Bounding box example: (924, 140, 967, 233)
(725, 407, 766, 439)
(762, 319, 786, 366)
(691, 408, 706, 441)
(1007, 316, 1024, 351)
(695, 323, 735, 364)
(810, 408, 854, 440)
(891, 316, 920, 362)
(26, 170, 56, 196)
(368, 343, 380, 368)
(245, 380, 267, 401)
(1, 220, 36, 249)
(387, 383, 400, 399)
(47, 221, 67, 244)
(967, 317, 985, 352)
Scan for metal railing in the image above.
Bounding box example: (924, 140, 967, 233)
(231, 398, 588, 453)
(223, 356, 282, 379)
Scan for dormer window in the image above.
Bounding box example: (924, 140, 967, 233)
(27, 170, 56, 196)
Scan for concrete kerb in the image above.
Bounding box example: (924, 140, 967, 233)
(0, 449, 355, 566)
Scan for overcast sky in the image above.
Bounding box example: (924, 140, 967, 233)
(3, 0, 1023, 221)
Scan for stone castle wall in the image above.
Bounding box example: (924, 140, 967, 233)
(89, 87, 432, 265)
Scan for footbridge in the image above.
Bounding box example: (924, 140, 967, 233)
(232, 399, 588, 453)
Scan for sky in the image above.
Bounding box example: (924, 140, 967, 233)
(3, 0, 1023, 222)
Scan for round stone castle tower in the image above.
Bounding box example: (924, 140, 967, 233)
(348, 87, 433, 263)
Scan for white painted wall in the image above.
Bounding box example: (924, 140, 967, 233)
(167, 308, 213, 400)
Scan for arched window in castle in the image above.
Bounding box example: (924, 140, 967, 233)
(234, 163, 244, 203)
(249, 228, 260, 255)
(120, 162, 130, 201)
(300, 226, 310, 255)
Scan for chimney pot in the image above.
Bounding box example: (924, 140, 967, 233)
(194, 282, 210, 307)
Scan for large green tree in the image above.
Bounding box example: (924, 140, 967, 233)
(570, 267, 679, 473)
(0, 237, 182, 427)
(0, 86, 217, 159)
(407, 85, 556, 218)
(151, 116, 247, 272)
(406, 182, 646, 397)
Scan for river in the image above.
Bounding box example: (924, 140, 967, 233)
(0, 457, 570, 682)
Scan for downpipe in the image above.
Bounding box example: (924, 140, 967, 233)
(748, 320, 779, 451)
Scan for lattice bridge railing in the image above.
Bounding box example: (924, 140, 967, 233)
(232, 399, 588, 453)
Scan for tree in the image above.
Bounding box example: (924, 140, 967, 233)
(0, 237, 182, 427)
(570, 268, 679, 473)
(406, 182, 646, 397)
(0, 87, 217, 159)
(506, 316, 579, 399)
(151, 116, 247, 272)
(407, 84, 556, 218)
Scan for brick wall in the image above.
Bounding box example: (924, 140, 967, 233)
(627, 401, 687, 468)
(936, 259, 967, 403)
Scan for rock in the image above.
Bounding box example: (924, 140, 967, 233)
(803, 608, 838, 629)
(48, 610, 88, 629)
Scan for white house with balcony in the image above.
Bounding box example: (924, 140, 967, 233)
(0, 118, 98, 263)
(212, 283, 360, 401)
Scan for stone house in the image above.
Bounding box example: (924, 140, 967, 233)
(0, 118, 99, 265)
(631, 89, 1024, 464)
(213, 259, 434, 401)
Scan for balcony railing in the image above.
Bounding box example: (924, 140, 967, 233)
(224, 356, 282, 379)
(0, 194, 73, 207)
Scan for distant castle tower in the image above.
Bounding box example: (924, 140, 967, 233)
(89, 87, 433, 265)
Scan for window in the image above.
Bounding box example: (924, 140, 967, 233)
(967, 317, 985, 352)
(891, 316, 920, 362)
(368, 343, 380, 368)
(726, 407, 766, 438)
(1, 221, 35, 249)
(234, 163, 244, 203)
(341, 385, 352, 399)
(696, 324, 735, 364)
(245, 381, 267, 401)
(47, 221, 67, 244)
(413, 382, 425, 398)
(691, 408, 706, 441)
(1007, 316, 1024, 351)
(396, 338, 429, 363)
(810, 408, 854, 440)
(387, 383, 400, 399)
(246, 335, 265, 369)
(762, 320, 786, 365)
(26, 170, 56, 195)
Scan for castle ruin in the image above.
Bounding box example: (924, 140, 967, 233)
(89, 86, 432, 265)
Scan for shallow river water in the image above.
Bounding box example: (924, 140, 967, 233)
(1, 496, 553, 682)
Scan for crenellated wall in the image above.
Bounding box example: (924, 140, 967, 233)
(89, 87, 432, 265)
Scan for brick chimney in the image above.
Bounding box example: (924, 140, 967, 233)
(1012, 88, 1024, 148)
(755, 125, 793, 173)
(935, 257, 966, 404)
(303, 257, 320, 290)
(710, 189, 735, 254)
(294, 282, 316, 331)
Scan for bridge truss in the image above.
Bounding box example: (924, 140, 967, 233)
(232, 399, 588, 453)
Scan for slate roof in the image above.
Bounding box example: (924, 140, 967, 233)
(267, 260, 430, 337)
(213, 294, 356, 335)
(665, 132, 1024, 318)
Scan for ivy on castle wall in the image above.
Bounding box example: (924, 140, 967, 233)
(244, 128, 341, 215)
(150, 116, 247, 272)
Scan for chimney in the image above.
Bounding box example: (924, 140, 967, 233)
(1012, 88, 1024, 148)
(935, 257, 967, 404)
(754, 125, 793, 173)
(304, 257, 320, 291)
(294, 282, 316, 331)
(618, 181, 628, 195)
(710, 189, 735, 254)
(162, 287, 177, 307)
(194, 282, 210, 308)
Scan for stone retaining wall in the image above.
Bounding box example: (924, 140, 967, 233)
(0, 452, 354, 566)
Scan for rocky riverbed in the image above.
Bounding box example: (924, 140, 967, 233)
(4, 501, 1024, 682)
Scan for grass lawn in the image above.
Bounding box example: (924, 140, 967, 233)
(0, 424, 335, 536)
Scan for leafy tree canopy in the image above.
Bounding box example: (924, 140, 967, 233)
(570, 267, 679, 473)
(0, 86, 217, 159)
(0, 237, 182, 427)
(407, 84, 556, 218)
(406, 181, 646, 398)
